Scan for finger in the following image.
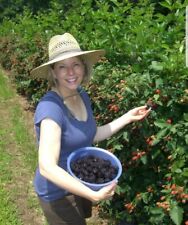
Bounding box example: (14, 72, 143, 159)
(104, 184, 116, 193)
(139, 107, 152, 114)
(136, 105, 148, 110)
(102, 182, 117, 193)
(107, 190, 115, 199)
(111, 191, 115, 195)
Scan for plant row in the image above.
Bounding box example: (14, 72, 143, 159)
(0, 0, 187, 224)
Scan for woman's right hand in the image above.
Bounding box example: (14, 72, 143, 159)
(91, 182, 117, 202)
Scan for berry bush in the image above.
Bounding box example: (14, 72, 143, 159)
(0, 0, 187, 224)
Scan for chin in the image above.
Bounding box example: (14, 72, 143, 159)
(68, 82, 81, 88)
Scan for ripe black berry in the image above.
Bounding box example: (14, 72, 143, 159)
(70, 155, 118, 184)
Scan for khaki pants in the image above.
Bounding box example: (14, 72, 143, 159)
(39, 195, 92, 225)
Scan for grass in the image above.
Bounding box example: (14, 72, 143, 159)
(0, 70, 44, 224)
(0, 74, 23, 224)
(0, 135, 22, 225)
(0, 73, 14, 99)
(10, 104, 38, 171)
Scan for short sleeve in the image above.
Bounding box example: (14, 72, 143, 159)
(34, 100, 64, 128)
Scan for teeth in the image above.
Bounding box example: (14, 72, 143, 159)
(67, 78, 76, 82)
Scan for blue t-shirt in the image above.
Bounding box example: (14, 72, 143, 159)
(34, 89, 97, 202)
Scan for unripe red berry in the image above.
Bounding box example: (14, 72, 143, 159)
(167, 119, 172, 124)
(155, 89, 161, 94)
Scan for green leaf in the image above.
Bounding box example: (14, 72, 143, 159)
(171, 160, 185, 173)
(113, 144, 123, 151)
(167, 99, 174, 107)
(151, 137, 160, 146)
(185, 134, 188, 145)
(125, 87, 136, 96)
(169, 205, 184, 225)
(155, 78, 163, 88)
(103, 199, 111, 206)
(150, 207, 164, 215)
(141, 192, 150, 204)
(152, 128, 168, 145)
(182, 168, 188, 177)
(159, 1, 173, 11)
(157, 128, 168, 138)
(170, 126, 177, 134)
(184, 113, 188, 121)
(174, 169, 182, 173)
(151, 149, 161, 159)
(140, 155, 147, 165)
(123, 131, 129, 142)
(154, 120, 169, 128)
(153, 94, 160, 101)
(149, 61, 163, 71)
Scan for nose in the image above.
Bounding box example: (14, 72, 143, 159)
(67, 66, 74, 76)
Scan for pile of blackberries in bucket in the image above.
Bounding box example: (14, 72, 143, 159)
(70, 155, 118, 184)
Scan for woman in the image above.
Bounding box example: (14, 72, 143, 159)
(31, 33, 150, 225)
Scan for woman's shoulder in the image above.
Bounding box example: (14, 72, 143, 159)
(34, 91, 65, 125)
(38, 91, 62, 106)
(41, 90, 60, 101)
(35, 91, 63, 114)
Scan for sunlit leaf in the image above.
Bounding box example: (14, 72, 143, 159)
(169, 205, 183, 225)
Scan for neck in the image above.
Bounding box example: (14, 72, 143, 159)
(52, 87, 80, 100)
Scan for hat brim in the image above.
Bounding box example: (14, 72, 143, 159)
(30, 49, 105, 79)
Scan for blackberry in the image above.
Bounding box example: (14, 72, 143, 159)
(70, 155, 118, 184)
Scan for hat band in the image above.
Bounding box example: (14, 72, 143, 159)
(49, 48, 82, 61)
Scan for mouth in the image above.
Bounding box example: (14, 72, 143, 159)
(66, 77, 77, 84)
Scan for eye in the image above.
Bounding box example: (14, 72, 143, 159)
(74, 63, 82, 68)
(59, 65, 66, 69)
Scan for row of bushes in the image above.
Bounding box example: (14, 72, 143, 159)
(0, 0, 188, 224)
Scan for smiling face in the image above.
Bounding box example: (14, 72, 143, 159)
(52, 57, 85, 93)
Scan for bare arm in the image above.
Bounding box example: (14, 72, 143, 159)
(94, 106, 151, 143)
(38, 119, 116, 202)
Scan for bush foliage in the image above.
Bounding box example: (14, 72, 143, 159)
(0, 0, 187, 224)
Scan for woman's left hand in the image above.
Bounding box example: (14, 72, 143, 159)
(94, 105, 151, 143)
(126, 106, 151, 123)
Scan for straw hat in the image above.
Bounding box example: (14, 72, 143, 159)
(30, 33, 105, 79)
